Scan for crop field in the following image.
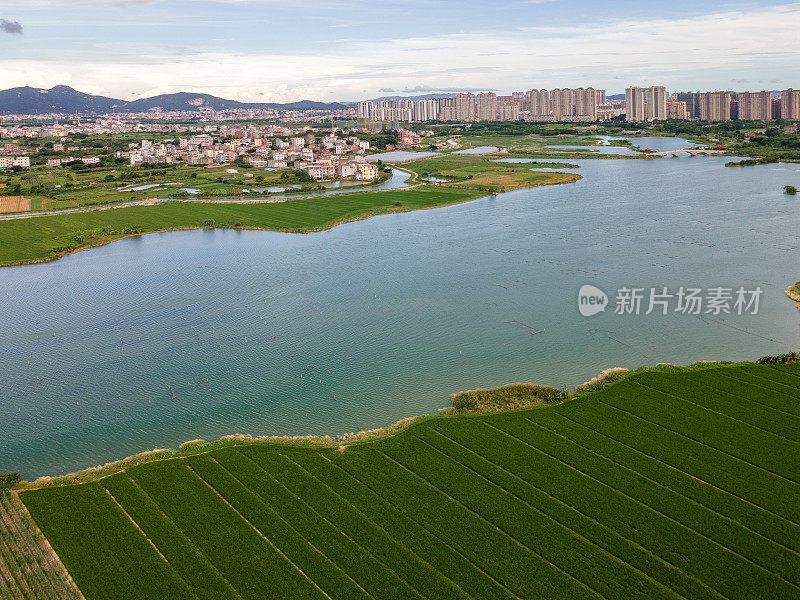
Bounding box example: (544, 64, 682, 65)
(0, 490, 84, 600)
(18, 363, 800, 600)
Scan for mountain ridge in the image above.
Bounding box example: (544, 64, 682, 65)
(0, 85, 347, 115)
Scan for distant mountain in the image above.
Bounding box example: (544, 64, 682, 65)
(0, 85, 124, 114)
(0, 86, 347, 115)
(607, 93, 626, 101)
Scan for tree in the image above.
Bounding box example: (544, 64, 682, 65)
(784, 185, 798, 195)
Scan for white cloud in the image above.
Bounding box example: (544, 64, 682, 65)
(1, 2, 799, 101)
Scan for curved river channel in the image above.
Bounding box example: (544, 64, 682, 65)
(2, 137, 800, 478)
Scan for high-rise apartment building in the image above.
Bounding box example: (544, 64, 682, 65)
(476, 92, 497, 121)
(357, 101, 375, 119)
(646, 86, 668, 121)
(440, 98, 455, 121)
(738, 91, 773, 121)
(666, 100, 687, 120)
(455, 93, 476, 121)
(527, 89, 550, 116)
(625, 86, 647, 122)
(496, 95, 520, 121)
(573, 88, 597, 120)
(676, 92, 701, 119)
(699, 92, 732, 121)
(781, 89, 800, 120)
(551, 88, 574, 120)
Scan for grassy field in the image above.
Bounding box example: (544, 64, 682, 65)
(0, 160, 579, 267)
(0, 163, 341, 214)
(0, 185, 487, 266)
(404, 154, 580, 192)
(19, 362, 800, 600)
(0, 490, 84, 600)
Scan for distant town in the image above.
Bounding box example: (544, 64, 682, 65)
(357, 87, 800, 123)
(0, 84, 798, 180)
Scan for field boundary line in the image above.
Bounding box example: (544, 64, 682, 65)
(719, 371, 800, 403)
(103, 487, 202, 600)
(650, 376, 800, 422)
(277, 452, 474, 600)
(530, 415, 800, 560)
(319, 454, 523, 600)
(520, 414, 800, 582)
(719, 371, 800, 408)
(633, 381, 800, 446)
(235, 451, 428, 600)
(418, 428, 698, 600)
(115, 474, 246, 600)
(186, 463, 332, 600)
(556, 412, 800, 534)
(378, 449, 610, 600)
(207, 454, 377, 600)
(597, 399, 800, 487)
(766, 365, 800, 382)
(739, 367, 800, 394)
(485, 419, 799, 594)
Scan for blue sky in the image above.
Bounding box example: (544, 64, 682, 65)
(0, 0, 799, 102)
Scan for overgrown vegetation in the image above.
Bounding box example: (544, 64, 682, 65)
(756, 352, 800, 365)
(449, 383, 567, 412)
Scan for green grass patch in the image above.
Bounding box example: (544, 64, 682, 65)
(0, 185, 486, 267)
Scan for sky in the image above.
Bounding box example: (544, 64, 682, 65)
(0, 0, 799, 103)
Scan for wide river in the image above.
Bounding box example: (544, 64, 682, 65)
(3, 137, 800, 478)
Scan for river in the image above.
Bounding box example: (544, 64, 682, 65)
(2, 137, 799, 478)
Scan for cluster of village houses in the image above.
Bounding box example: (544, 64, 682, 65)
(0, 123, 428, 181)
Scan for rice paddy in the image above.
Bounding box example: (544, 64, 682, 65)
(18, 362, 800, 600)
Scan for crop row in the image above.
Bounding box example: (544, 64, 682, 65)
(20, 482, 194, 600)
(455, 415, 799, 599)
(636, 372, 800, 443)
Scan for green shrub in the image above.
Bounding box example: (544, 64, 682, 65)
(756, 352, 800, 365)
(784, 185, 797, 195)
(450, 383, 566, 412)
(201, 219, 215, 228)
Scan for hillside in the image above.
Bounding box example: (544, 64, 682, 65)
(0, 86, 347, 115)
(15, 362, 800, 600)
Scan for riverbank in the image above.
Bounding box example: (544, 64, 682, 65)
(0, 170, 578, 267)
(11, 358, 760, 490)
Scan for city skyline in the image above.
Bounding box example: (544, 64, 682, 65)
(1, 0, 800, 103)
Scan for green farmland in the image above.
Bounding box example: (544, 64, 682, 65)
(18, 363, 800, 600)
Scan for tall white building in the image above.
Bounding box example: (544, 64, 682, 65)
(645, 86, 668, 121)
(626, 87, 647, 122)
